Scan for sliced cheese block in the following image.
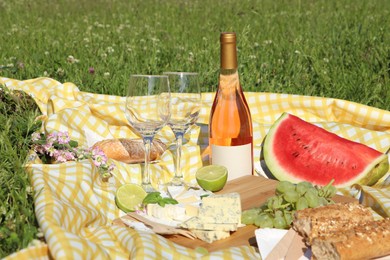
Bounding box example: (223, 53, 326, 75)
(146, 204, 190, 222)
(198, 192, 241, 224)
(185, 204, 199, 217)
(191, 229, 230, 243)
(181, 217, 237, 231)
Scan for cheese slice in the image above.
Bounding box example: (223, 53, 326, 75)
(181, 217, 237, 231)
(198, 192, 241, 224)
(146, 204, 190, 222)
(191, 229, 230, 243)
(185, 204, 199, 217)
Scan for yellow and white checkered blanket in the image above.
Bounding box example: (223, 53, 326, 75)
(2, 77, 390, 259)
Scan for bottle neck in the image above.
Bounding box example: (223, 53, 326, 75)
(219, 32, 240, 90)
(220, 68, 238, 76)
(220, 43, 237, 70)
(218, 70, 240, 91)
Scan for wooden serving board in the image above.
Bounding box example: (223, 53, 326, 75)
(166, 175, 356, 252)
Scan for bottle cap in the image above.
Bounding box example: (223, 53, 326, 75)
(220, 32, 236, 43)
(220, 32, 237, 69)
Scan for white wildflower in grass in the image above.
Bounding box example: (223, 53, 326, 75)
(56, 68, 65, 76)
(104, 72, 110, 77)
(254, 42, 260, 48)
(30, 131, 115, 179)
(188, 51, 194, 62)
(263, 40, 273, 45)
(151, 37, 159, 43)
(323, 58, 329, 63)
(67, 55, 80, 64)
(295, 50, 301, 54)
(101, 53, 107, 59)
(249, 54, 256, 59)
(107, 46, 114, 54)
(44, 51, 49, 55)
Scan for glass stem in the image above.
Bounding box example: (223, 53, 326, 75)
(175, 133, 184, 179)
(143, 138, 152, 186)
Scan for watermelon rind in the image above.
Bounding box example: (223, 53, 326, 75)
(262, 113, 389, 188)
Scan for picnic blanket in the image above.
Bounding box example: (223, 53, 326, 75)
(2, 77, 390, 259)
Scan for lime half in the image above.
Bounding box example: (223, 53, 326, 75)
(115, 183, 147, 212)
(196, 165, 228, 192)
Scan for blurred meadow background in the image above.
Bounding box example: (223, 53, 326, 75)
(0, 0, 389, 257)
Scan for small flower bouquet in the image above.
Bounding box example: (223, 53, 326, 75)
(30, 131, 115, 179)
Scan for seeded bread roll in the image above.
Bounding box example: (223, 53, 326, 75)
(93, 138, 166, 163)
(311, 218, 390, 260)
(292, 203, 374, 244)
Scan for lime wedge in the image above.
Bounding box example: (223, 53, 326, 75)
(196, 165, 228, 192)
(115, 183, 147, 212)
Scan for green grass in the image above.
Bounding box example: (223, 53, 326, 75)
(0, 0, 389, 257)
(1, 0, 389, 107)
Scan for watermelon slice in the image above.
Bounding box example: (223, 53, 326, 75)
(262, 113, 389, 187)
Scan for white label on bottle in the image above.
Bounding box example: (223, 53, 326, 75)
(211, 144, 252, 181)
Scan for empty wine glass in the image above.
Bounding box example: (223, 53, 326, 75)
(125, 75, 170, 192)
(164, 72, 201, 186)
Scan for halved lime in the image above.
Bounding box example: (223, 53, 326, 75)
(196, 165, 228, 192)
(115, 183, 147, 212)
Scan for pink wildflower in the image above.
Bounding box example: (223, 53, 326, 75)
(46, 132, 58, 143)
(53, 150, 67, 163)
(31, 132, 41, 141)
(89, 67, 95, 74)
(34, 145, 46, 154)
(43, 142, 55, 156)
(57, 131, 70, 144)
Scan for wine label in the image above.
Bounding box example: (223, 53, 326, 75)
(211, 143, 252, 181)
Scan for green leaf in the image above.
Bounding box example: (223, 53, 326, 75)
(69, 140, 78, 148)
(157, 200, 166, 207)
(142, 192, 178, 207)
(142, 192, 162, 204)
(162, 198, 178, 205)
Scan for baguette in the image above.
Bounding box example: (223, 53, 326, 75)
(292, 203, 373, 244)
(311, 218, 390, 260)
(93, 138, 166, 164)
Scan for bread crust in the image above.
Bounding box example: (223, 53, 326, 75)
(311, 218, 390, 260)
(93, 138, 166, 163)
(292, 203, 373, 244)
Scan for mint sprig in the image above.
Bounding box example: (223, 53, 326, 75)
(142, 192, 178, 207)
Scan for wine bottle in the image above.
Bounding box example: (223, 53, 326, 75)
(209, 32, 253, 181)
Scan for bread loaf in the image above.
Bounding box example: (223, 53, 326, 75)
(292, 203, 373, 244)
(311, 218, 390, 260)
(93, 138, 166, 164)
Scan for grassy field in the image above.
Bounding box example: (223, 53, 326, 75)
(0, 0, 389, 257)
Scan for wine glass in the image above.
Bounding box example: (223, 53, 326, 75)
(125, 75, 171, 193)
(164, 72, 201, 186)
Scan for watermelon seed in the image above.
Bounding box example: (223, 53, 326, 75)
(292, 151, 300, 157)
